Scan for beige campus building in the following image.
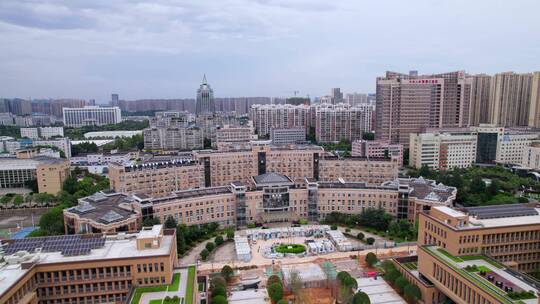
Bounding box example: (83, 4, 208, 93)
(0, 225, 178, 304)
(110, 142, 399, 198)
(67, 174, 456, 234)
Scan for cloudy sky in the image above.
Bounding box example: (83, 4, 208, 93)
(1, 0, 539, 102)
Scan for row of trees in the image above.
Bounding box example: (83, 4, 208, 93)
(382, 261, 422, 303)
(325, 210, 417, 241)
(410, 166, 536, 207)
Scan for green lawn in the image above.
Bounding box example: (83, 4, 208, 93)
(185, 266, 196, 304)
(436, 248, 463, 262)
(464, 265, 492, 273)
(275, 244, 306, 254)
(461, 255, 504, 269)
(149, 299, 180, 304)
(131, 273, 181, 304)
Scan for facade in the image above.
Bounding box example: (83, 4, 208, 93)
(63, 106, 122, 127)
(375, 71, 472, 146)
(0, 225, 178, 304)
(419, 204, 540, 273)
(215, 124, 254, 144)
(31, 138, 72, 158)
(469, 74, 492, 126)
(0, 157, 69, 194)
(351, 140, 403, 166)
(143, 126, 203, 151)
(270, 127, 306, 145)
(314, 103, 372, 143)
(195, 75, 215, 115)
(36, 158, 70, 194)
(474, 124, 540, 165)
(409, 130, 478, 170)
(77, 175, 455, 230)
(108, 155, 205, 198)
(110, 142, 398, 197)
(318, 156, 399, 184)
(521, 143, 540, 170)
(489, 72, 534, 127)
(20, 127, 64, 140)
(250, 104, 310, 137)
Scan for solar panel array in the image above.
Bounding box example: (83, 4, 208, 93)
(4, 234, 105, 256)
(467, 204, 538, 219)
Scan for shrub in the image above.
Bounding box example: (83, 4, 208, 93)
(357, 232, 365, 240)
(366, 237, 375, 245)
(221, 265, 234, 282)
(403, 284, 421, 303)
(210, 275, 226, 289)
(267, 283, 284, 303)
(206, 242, 216, 252)
(267, 275, 282, 287)
(215, 235, 224, 246)
(212, 285, 226, 298)
(365, 252, 378, 267)
(381, 260, 396, 273)
(352, 291, 371, 304)
(383, 269, 401, 284)
(226, 229, 235, 240)
(331, 224, 338, 230)
(275, 244, 306, 254)
(395, 276, 408, 294)
(201, 249, 209, 260)
(211, 295, 228, 304)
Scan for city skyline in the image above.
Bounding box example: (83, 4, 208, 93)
(1, 1, 539, 102)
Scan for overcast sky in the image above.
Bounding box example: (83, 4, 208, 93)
(1, 0, 539, 102)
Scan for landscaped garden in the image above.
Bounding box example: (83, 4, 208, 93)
(131, 273, 181, 304)
(185, 266, 196, 304)
(275, 244, 306, 254)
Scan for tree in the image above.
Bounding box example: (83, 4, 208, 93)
(206, 242, 216, 252)
(176, 228, 187, 254)
(39, 207, 65, 235)
(267, 275, 282, 287)
(267, 283, 284, 303)
(470, 176, 486, 193)
(200, 249, 209, 260)
(215, 235, 224, 246)
(211, 295, 228, 304)
(211, 276, 226, 290)
(383, 269, 401, 284)
(226, 229, 235, 240)
(212, 285, 226, 298)
(221, 265, 234, 282)
(331, 224, 338, 230)
(164, 216, 177, 229)
(357, 232, 364, 240)
(394, 276, 408, 294)
(366, 237, 375, 245)
(288, 270, 303, 301)
(365, 252, 378, 267)
(381, 260, 396, 273)
(352, 291, 371, 304)
(142, 217, 160, 227)
(362, 132, 375, 140)
(403, 284, 421, 303)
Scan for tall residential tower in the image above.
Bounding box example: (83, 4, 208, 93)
(195, 75, 215, 115)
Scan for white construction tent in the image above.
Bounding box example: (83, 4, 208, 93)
(234, 236, 252, 262)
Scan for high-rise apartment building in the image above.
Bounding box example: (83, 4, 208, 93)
(469, 74, 492, 126)
(250, 104, 310, 137)
(314, 103, 372, 143)
(345, 93, 369, 106)
(331, 88, 343, 104)
(143, 126, 203, 151)
(195, 75, 215, 115)
(489, 72, 534, 127)
(375, 71, 472, 146)
(63, 106, 122, 127)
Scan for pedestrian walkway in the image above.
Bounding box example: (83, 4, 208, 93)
(138, 268, 189, 304)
